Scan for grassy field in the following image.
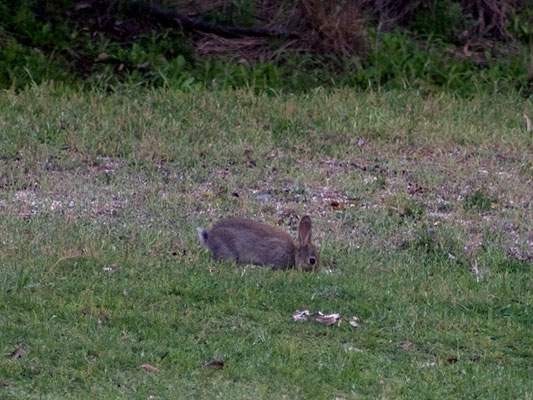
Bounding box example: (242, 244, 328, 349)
(1, 85, 532, 399)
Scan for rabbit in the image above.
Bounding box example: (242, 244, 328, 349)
(197, 215, 319, 271)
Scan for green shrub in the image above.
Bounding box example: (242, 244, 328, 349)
(410, 0, 470, 41)
(507, 6, 533, 45)
(353, 30, 531, 95)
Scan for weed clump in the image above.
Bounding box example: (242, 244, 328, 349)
(385, 194, 425, 221)
(464, 189, 496, 213)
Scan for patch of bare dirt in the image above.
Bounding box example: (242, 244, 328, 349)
(1, 146, 531, 263)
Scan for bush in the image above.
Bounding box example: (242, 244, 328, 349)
(410, 0, 469, 41)
(0, 0, 531, 94)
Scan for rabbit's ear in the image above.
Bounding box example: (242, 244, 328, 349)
(298, 215, 312, 247)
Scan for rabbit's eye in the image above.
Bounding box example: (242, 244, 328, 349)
(309, 257, 316, 265)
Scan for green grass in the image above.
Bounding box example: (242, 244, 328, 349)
(1, 85, 532, 399)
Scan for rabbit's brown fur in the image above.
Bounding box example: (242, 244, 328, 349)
(197, 216, 318, 271)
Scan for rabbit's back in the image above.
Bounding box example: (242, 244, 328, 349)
(205, 218, 295, 269)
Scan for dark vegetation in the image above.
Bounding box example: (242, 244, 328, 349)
(0, 0, 532, 93)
